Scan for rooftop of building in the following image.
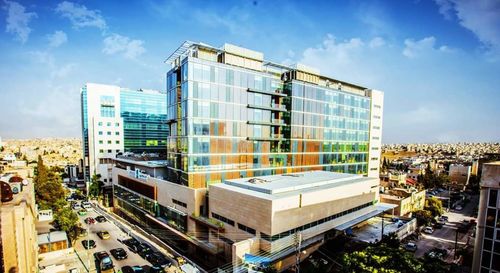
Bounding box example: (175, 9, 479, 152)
(1, 179, 33, 209)
(37, 231, 68, 244)
(115, 153, 168, 168)
(212, 171, 376, 200)
(165, 41, 371, 93)
(84, 82, 165, 94)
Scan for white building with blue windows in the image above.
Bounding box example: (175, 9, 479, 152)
(80, 83, 168, 184)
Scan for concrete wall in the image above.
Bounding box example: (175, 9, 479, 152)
(367, 89, 384, 178)
(472, 162, 500, 273)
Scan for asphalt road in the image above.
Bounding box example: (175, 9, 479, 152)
(413, 194, 478, 261)
(73, 207, 153, 272)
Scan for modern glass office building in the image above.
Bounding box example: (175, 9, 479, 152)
(81, 83, 168, 184)
(165, 42, 383, 188)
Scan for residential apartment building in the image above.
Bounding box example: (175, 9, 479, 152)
(472, 162, 500, 273)
(165, 41, 383, 187)
(111, 41, 386, 270)
(449, 164, 471, 190)
(81, 83, 168, 184)
(0, 180, 38, 273)
(379, 187, 426, 217)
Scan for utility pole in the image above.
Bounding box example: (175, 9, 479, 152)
(381, 215, 385, 241)
(294, 232, 302, 273)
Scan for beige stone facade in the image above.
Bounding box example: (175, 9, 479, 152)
(208, 171, 386, 270)
(1, 181, 38, 273)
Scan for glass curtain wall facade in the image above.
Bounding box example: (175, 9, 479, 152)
(81, 86, 90, 178)
(166, 56, 371, 188)
(120, 89, 168, 153)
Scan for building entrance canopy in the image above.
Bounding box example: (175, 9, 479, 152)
(333, 203, 397, 231)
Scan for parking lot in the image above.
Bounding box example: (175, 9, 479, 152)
(73, 203, 173, 272)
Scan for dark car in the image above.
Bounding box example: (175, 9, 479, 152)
(147, 266, 163, 273)
(94, 251, 114, 271)
(425, 248, 448, 260)
(138, 244, 154, 259)
(95, 215, 107, 223)
(434, 222, 444, 229)
(82, 239, 96, 249)
(146, 252, 172, 268)
(122, 266, 145, 273)
(110, 248, 128, 260)
(122, 238, 140, 248)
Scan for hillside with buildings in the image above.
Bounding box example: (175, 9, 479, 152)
(0, 138, 82, 167)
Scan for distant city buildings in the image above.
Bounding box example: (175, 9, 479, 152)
(80, 83, 168, 184)
(472, 161, 500, 273)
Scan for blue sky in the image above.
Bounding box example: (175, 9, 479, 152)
(0, 0, 499, 143)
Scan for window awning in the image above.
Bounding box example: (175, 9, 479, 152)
(333, 203, 397, 231)
(243, 253, 272, 266)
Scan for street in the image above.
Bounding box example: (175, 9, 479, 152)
(413, 194, 478, 261)
(74, 207, 154, 272)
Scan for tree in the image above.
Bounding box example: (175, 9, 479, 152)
(54, 207, 79, 241)
(34, 155, 67, 209)
(88, 174, 102, 198)
(425, 197, 444, 217)
(342, 244, 425, 273)
(414, 210, 434, 226)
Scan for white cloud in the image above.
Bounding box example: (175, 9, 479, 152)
(369, 37, 386, 48)
(102, 34, 146, 59)
(3, 0, 37, 43)
(402, 36, 437, 58)
(434, 0, 454, 20)
(29, 50, 77, 78)
(47, 30, 67, 47)
(434, 0, 500, 60)
(55, 1, 106, 30)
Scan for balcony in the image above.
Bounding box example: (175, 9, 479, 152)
(247, 135, 285, 141)
(247, 88, 287, 97)
(247, 104, 288, 112)
(247, 120, 287, 126)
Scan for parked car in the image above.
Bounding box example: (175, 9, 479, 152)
(403, 242, 418, 252)
(425, 248, 448, 260)
(146, 252, 172, 268)
(97, 231, 111, 240)
(94, 251, 114, 272)
(72, 203, 82, 210)
(110, 248, 128, 260)
(423, 226, 434, 234)
(82, 239, 96, 249)
(439, 215, 449, 222)
(78, 209, 87, 216)
(138, 243, 154, 259)
(84, 217, 96, 225)
(82, 201, 92, 209)
(122, 266, 145, 273)
(95, 215, 107, 223)
(455, 205, 463, 211)
(434, 222, 444, 229)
